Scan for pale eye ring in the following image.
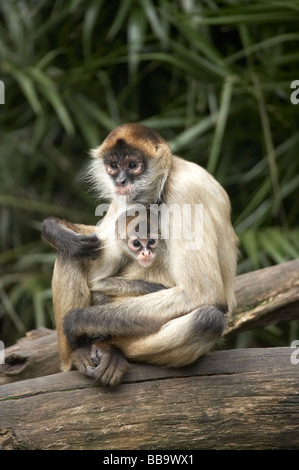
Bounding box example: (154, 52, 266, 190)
(133, 240, 141, 248)
(110, 162, 118, 169)
(148, 239, 156, 246)
(128, 161, 137, 169)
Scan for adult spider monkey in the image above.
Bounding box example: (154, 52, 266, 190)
(43, 123, 238, 386)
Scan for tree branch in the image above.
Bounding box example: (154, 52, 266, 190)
(1, 347, 298, 450)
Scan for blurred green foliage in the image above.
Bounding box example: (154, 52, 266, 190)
(1, 0, 299, 347)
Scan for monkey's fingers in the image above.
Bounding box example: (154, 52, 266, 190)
(70, 345, 97, 378)
(42, 218, 101, 259)
(73, 233, 101, 259)
(141, 282, 167, 294)
(91, 342, 129, 387)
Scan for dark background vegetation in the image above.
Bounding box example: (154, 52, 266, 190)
(1, 0, 299, 349)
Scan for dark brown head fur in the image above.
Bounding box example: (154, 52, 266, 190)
(99, 123, 166, 158)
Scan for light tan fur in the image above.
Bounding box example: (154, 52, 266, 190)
(50, 123, 238, 377)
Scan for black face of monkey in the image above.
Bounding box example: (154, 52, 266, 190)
(103, 139, 148, 198)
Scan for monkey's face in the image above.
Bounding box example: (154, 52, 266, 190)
(127, 237, 158, 267)
(103, 141, 147, 200)
(90, 124, 173, 203)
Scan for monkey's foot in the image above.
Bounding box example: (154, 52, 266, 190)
(89, 342, 129, 387)
(70, 345, 98, 378)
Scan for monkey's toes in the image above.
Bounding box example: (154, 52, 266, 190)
(85, 365, 97, 378)
(90, 343, 102, 365)
(91, 344, 130, 386)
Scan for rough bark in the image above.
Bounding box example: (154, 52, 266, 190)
(227, 258, 299, 336)
(1, 347, 298, 450)
(0, 328, 59, 386)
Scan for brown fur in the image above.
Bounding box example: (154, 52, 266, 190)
(101, 123, 165, 155)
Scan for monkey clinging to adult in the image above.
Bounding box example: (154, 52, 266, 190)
(43, 208, 168, 386)
(43, 123, 238, 386)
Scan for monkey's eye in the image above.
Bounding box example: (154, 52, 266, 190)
(132, 240, 141, 248)
(110, 162, 118, 169)
(128, 161, 137, 169)
(148, 239, 157, 246)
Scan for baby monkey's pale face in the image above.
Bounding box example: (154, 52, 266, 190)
(127, 236, 159, 267)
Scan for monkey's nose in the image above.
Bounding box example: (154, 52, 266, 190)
(116, 172, 127, 186)
(142, 250, 151, 257)
(116, 178, 127, 186)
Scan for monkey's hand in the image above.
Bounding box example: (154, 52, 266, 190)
(89, 342, 130, 386)
(67, 233, 101, 259)
(70, 342, 129, 386)
(139, 281, 167, 295)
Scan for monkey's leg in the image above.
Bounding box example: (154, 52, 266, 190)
(113, 305, 227, 367)
(43, 218, 103, 371)
(52, 256, 92, 371)
(66, 282, 166, 386)
(65, 281, 165, 387)
(67, 292, 117, 384)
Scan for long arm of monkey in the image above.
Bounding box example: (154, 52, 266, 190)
(67, 304, 226, 386)
(42, 217, 100, 259)
(90, 278, 167, 308)
(90, 277, 167, 298)
(63, 286, 228, 350)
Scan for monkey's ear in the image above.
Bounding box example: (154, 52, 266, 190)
(152, 142, 172, 163)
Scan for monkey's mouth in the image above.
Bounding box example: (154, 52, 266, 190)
(114, 186, 135, 199)
(138, 258, 154, 267)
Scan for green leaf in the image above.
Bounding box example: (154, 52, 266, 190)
(240, 229, 260, 269)
(127, 6, 147, 78)
(169, 114, 217, 153)
(83, 0, 105, 60)
(74, 94, 116, 131)
(138, 0, 167, 45)
(107, 0, 132, 40)
(27, 67, 75, 135)
(207, 76, 236, 174)
(7, 66, 42, 114)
